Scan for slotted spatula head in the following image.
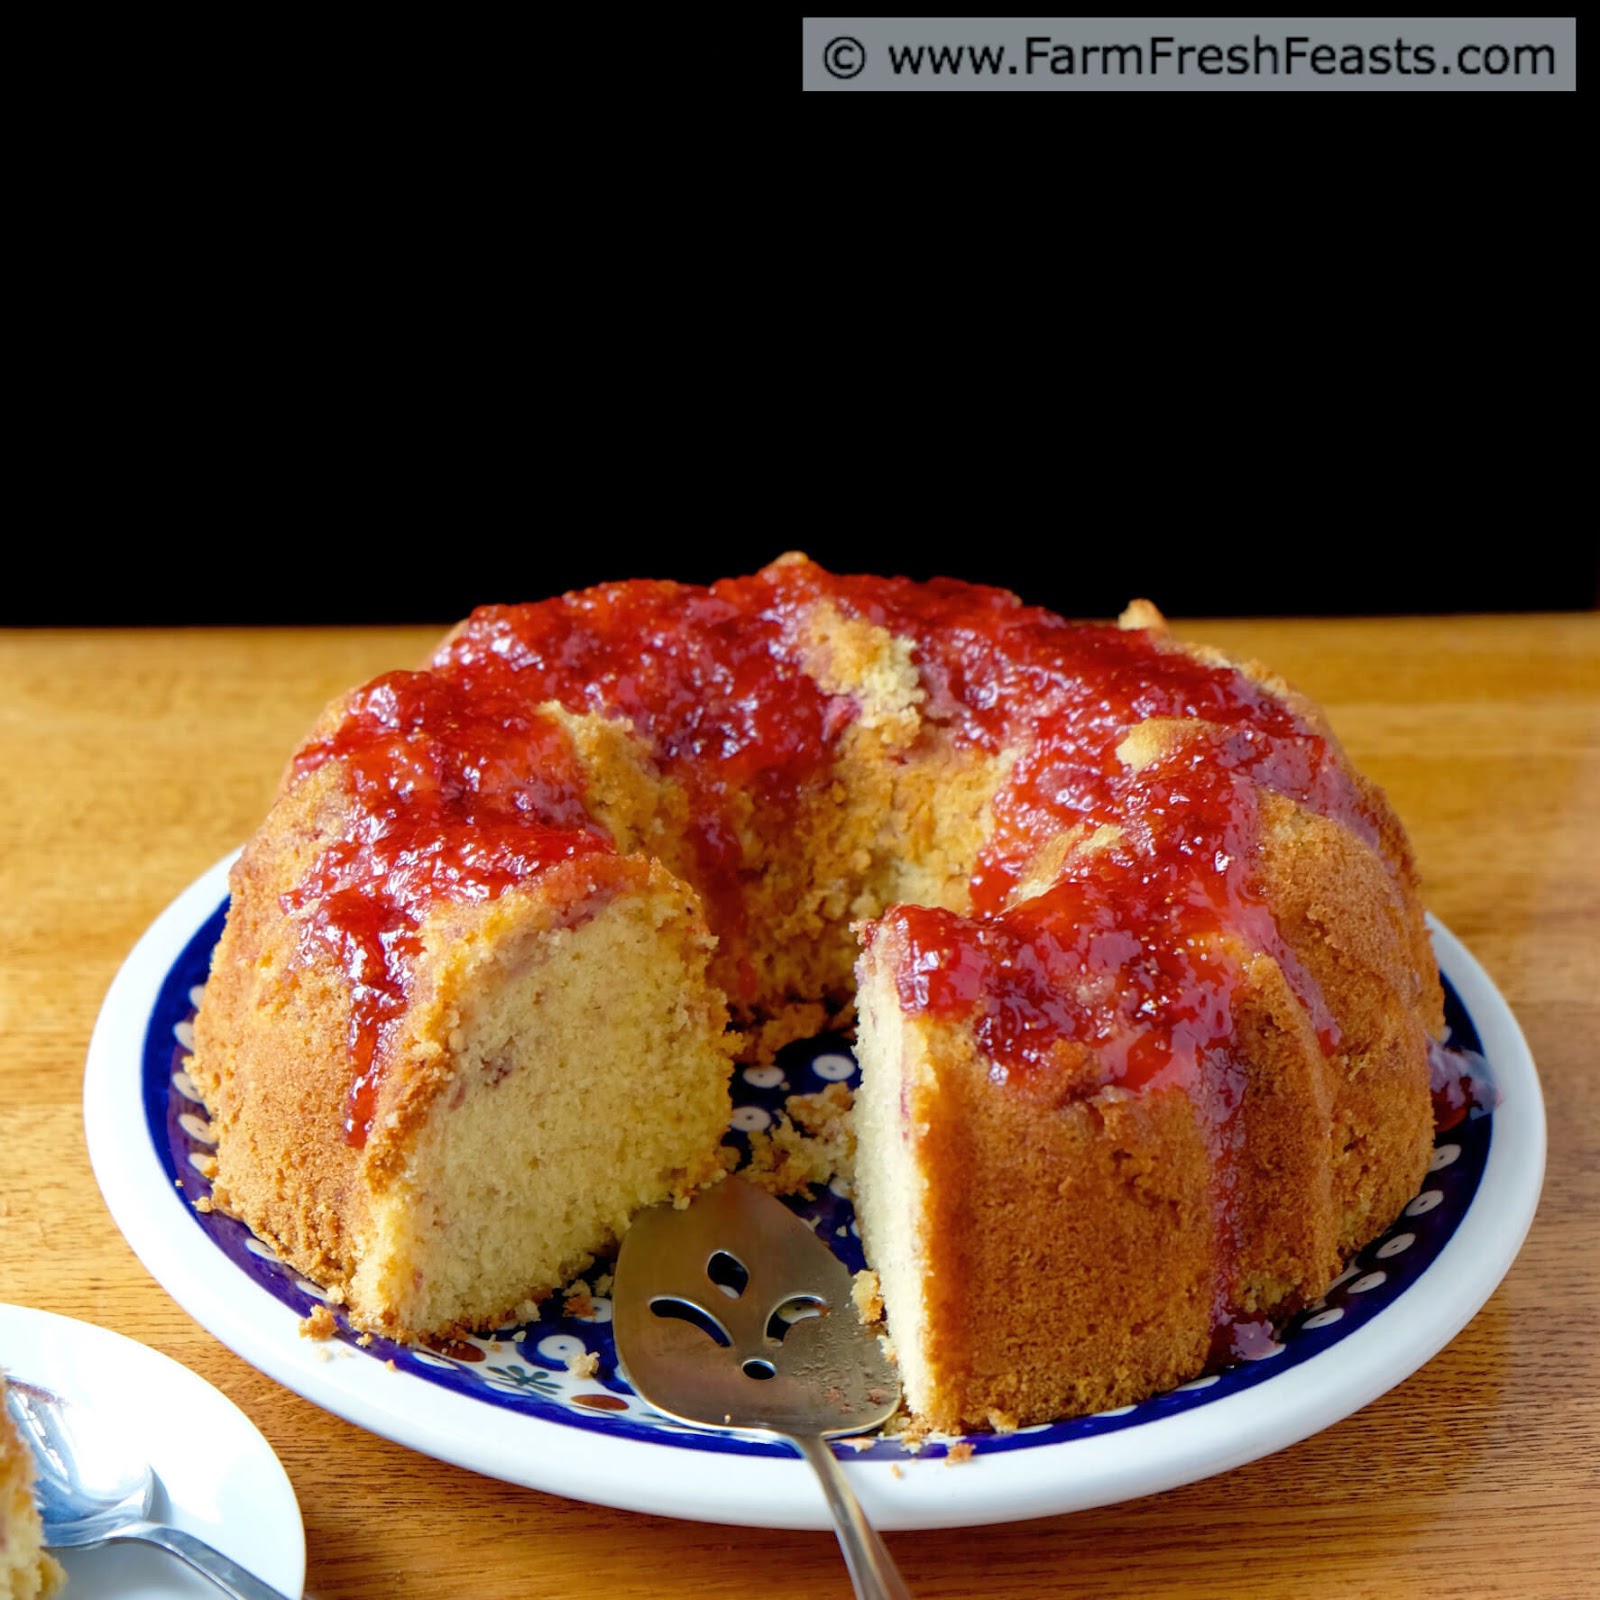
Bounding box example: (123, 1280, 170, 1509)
(613, 1178, 901, 1439)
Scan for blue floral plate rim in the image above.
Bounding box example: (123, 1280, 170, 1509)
(82, 852, 1546, 1530)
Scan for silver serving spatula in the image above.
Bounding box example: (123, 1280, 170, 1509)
(613, 1178, 911, 1600)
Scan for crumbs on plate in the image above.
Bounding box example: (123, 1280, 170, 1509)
(298, 1305, 338, 1341)
(851, 1269, 884, 1326)
(563, 1280, 596, 1320)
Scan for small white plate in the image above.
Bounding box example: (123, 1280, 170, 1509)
(83, 853, 1546, 1531)
(0, 1302, 304, 1598)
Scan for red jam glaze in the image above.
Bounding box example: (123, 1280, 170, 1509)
(820, 572, 1374, 909)
(1428, 1039, 1498, 1131)
(285, 556, 1381, 1154)
(806, 562, 1363, 1097)
(287, 671, 612, 1144)
(886, 716, 1342, 1100)
(436, 565, 845, 990)
(1208, 1314, 1281, 1369)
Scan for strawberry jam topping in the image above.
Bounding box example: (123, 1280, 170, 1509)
(435, 564, 847, 989)
(1428, 1038, 1498, 1131)
(287, 672, 610, 1143)
(884, 727, 1345, 1096)
(845, 575, 1358, 1096)
(285, 557, 1381, 1152)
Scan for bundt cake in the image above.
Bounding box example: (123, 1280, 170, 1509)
(188, 553, 1441, 1428)
(1, 1374, 64, 1600)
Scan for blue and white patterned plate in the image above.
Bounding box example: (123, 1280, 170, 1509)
(84, 853, 1546, 1530)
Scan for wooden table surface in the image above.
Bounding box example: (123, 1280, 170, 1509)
(2, 614, 1595, 1600)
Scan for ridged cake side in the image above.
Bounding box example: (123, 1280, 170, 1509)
(189, 714, 737, 1341)
(851, 641, 1439, 1430)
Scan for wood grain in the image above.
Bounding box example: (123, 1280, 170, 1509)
(2, 615, 1595, 1600)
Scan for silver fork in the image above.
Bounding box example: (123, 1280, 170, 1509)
(5, 1376, 292, 1600)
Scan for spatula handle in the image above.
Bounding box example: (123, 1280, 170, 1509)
(794, 1433, 913, 1600)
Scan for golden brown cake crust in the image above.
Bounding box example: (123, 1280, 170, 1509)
(193, 828, 735, 1339)
(2, 1372, 66, 1600)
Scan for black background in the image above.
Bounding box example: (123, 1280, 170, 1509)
(24, 538, 1593, 628)
(7, 55, 1587, 629)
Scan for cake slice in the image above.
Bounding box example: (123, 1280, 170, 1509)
(1, 1373, 64, 1600)
(192, 839, 735, 1341)
(851, 720, 1437, 1431)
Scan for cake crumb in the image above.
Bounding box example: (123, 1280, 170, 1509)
(593, 1271, 614, 1296)
(357, 1333, 374, 1348)
(563, 1288, 596, 1320)
(298, 1305, 338, 1341)
(565, 1349, 601, 1378)
(852, 1269, 884, 1325)
(839, 1435, 874, 1452)
(194, 1195, 213, 1214)
(736, 1004, 833, 1064)
(385, 1358, 397, 1371)
(893, 1415, 931, 1455)
(890, 1463, 904, 1479)
(946, 1441, 975, 1465)
(985, 1408, 1019, 1434)
(741, 1081, 856, 1198)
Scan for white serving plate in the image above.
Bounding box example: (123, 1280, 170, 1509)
(83, 852, 1544, 1530)
(0, 1301, 304, 1597)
